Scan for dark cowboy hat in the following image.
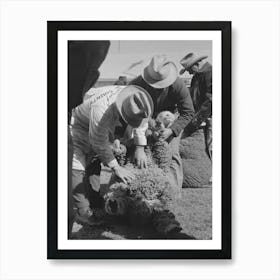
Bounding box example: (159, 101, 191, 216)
(179, 53, 208, 75)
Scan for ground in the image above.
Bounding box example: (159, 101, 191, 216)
(71, 168, 212, 240)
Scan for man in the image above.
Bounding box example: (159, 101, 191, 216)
(129, 55, 195, 189)
(70, 85, 154, 225)
(114, 76, 128, 85)
(179, 53, 212, 159)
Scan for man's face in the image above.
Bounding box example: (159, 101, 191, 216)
(187, 63, 199, 75)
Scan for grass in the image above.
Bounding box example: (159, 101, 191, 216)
(176, 187, 212, 240)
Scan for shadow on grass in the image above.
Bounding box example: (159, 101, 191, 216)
(71, 217, 196, 240)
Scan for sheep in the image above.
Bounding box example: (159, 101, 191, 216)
(106, 111, 182, 235)
(107, 110, 212, 235)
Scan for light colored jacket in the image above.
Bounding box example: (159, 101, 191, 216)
(72, 86, 147, 169)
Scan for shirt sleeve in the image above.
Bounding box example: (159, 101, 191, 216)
(169, 79, 195, 136)
(133, 119, 148, 146)
(202, 68, 212, 116)
(89, 103, 119, 168)
(122, 120, 148, 146)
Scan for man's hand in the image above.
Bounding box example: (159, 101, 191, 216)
(134, 146, 147, 169)
(159, 128, 173, 141)
(113, 166, 135, 184)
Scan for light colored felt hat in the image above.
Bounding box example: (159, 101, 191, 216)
(179, 53, 208, 75)
(142, 55, 178, 88)
(115, 85, 154, 128)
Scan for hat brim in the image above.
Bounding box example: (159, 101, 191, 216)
(115, 85, 154, 128)
(180, 55, 208, 71)
(179, 68, 186, 75)
(142, 63, 178, 89)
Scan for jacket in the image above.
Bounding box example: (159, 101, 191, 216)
(190, 62, 212, 114)
(68, 41, 110, 114)
(129, 76, 194, 136)
(72, 86, 147, 169)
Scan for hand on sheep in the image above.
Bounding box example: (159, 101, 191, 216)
(159, 128, 173, 141)
(113, 166, 135, 184)
(134, 146, 147, 169)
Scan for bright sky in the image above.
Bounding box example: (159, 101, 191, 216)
(99, 40, 212, 79)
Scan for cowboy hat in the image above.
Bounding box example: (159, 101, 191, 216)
(116, 85, 154, 128)
(179, 53, 208, 75)
(142, 55, 178, 88)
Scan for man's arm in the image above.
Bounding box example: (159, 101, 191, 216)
(89, 104, 119, 169)
(191, 69, 212, 128)
(87, 93, 136, 183)
(169, 79, 195, 136)
(205, 67, 212, 96)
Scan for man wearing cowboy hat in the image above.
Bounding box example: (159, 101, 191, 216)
(179, 53, 212, 159)
(70, 85, 154, 225)
(129, 54, 195, 189)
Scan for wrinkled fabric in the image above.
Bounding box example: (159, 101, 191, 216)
(72, 86, 148, 167)
(188, 62, 212, 160)
(72, 169, 90, 208)
(129, 76, 194, 136)
(70, 86, 149, 208)
(68, 41, 110, 225)
(190, 62, 212, 114)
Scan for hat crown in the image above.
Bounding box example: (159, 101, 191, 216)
(180, 53, 195, 68)
(142, 55, 177, 88)
(179, 53, 208, 71)
(127, 92, 149, 118)
(116, 85, 153, 127)
(148, 55, 172, 80)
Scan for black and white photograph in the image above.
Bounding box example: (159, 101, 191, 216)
(69, 40, 213, 239)
(48, 21, 231, 259)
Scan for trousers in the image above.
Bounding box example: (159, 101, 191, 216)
(70, 115, 102, 209)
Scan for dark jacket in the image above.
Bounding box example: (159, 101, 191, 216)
(68, 41, 110, 114)
(129, 76, 194, 136)
(190, 62, 212, 114)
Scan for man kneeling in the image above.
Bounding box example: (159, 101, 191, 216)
(70, 85, 154, 225)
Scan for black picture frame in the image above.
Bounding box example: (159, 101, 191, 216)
(47, 21, 231, 259)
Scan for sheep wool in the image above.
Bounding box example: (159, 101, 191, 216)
(104, 111, 182, 234)
(112, 139, 127, 166)
(104, 158, 181, 234)
(146, 111, 177, 171)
